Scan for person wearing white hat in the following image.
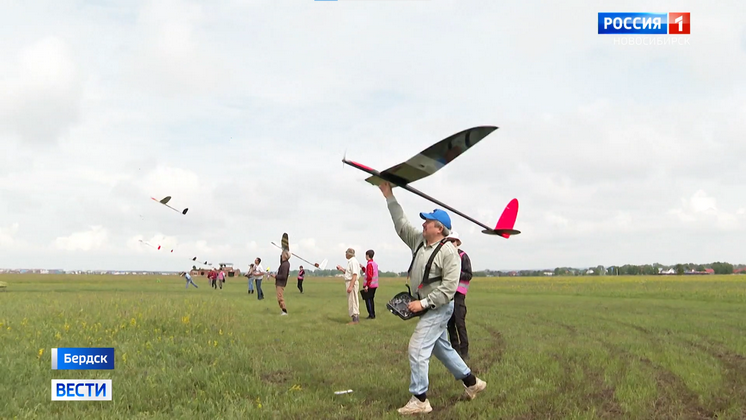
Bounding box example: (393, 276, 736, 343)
(445, 230, 473, 360)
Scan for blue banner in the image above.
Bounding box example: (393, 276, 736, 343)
(51, 348, 115, 370)
(598, 13, 668, 34)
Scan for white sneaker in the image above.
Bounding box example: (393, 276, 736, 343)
(280, 312, 287, 316)
(397, 396, 432, 415)
(464, 377, 486, 400)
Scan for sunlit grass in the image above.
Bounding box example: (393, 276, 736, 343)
(1, 274, 745, 419)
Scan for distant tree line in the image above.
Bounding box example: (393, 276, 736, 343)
(290, 262, 745, 277)
(193, 262, 745, 277)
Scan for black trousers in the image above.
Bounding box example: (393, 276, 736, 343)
(297, 279, 304, 293)
(447, 292, 468, 356)
(360, 287, 377, 318)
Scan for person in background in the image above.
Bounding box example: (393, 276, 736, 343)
(252, 258, 265, 299)
(247, 263, 255, 294)
(269, 251, 290, 315)
(217, 268, 225, 290)
(336, 248, 360, 325)
(445, 231, 473, 360)
(297, 265, 305, 294)
(209, 268, 218, 289)
(181, 271, 199, 289)
(360, 249, 379, 319)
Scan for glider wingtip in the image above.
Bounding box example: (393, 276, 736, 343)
(482, 228, 521, 238)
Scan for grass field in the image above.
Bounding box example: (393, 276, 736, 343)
(1, 274, 746, 419)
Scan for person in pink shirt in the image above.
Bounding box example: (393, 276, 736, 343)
(217, 269, 225, 290)
(297, 265, 305, 294)
(445, 231, 472, 360)
(360, 249, 379, 319)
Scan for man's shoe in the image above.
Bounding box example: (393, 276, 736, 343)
(397, 396, 432, 415)
(464, 377, 486, 400)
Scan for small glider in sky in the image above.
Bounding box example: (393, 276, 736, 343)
(140, 240, 213, 265)
(139, 239, 175, 253)
(150, 196, 188, 215)
(342, 126, 520, 238)
(271, 232, 328, 269)
(192, 256, 213, 266)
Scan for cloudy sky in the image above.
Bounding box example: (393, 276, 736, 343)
(1, 0, 745, 272)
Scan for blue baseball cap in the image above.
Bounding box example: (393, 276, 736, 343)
(419, 209, 451, 230)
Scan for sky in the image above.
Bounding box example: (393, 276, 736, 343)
(1, 0, 745, 272)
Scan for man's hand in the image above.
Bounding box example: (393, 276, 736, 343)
(378, 181, 393, 198)
(346, 285, 353, 293)
(407, 300, 424, 313)
(336, 264, 344, 272)
(363, 286, 368, 292)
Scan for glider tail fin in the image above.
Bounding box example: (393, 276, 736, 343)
(489, 198, 521, 238)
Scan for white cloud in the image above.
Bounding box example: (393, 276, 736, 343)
(1, 1, 745, 271)
(0, 36, 82, 145)
(55, 226, 108, 251)
(668, 190, 742, 229)
(0, 223, 19, 248)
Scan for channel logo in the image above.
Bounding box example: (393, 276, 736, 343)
(52, 380, 112, 401)
(598, 13, 690, 35)
(51, 347, 115, 370)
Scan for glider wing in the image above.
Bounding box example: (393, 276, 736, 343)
(364, 126, 497, 187)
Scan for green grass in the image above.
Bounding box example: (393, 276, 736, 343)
(1, 274, 746, 419)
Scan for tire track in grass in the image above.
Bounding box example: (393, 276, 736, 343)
(596, 339, 715, 419)
(470, 320, 506, 375)
(679, 339, 746, 418)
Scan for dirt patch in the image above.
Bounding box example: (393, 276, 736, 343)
(260, 369, 292, 384)
(582, 367, 624, 417)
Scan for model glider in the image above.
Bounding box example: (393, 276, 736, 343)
(192, 256, 213, 266)
(342, 126, 520, 238)
(150, 196, 188, 215)
(281, 232, 289, 252)
(271, 232, 328, 269)
(271, 241, 328, 270)
(140, 240, 174, 252)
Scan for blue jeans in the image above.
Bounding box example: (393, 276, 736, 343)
(185, 278, 198, 289)
(248, 277, 254, 292)
(408, 300, 470, 395)
(256, 278, 264, 300)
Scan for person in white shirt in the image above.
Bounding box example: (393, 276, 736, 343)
(181, 271, 198, 289)
(336, 248, 361, 324)
(249, 258, 265, 300)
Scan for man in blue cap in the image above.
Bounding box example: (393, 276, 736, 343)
(378, 181, 486, 415)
